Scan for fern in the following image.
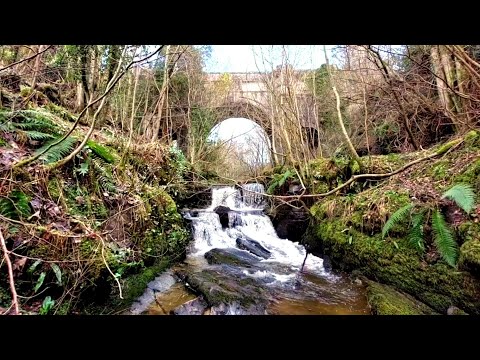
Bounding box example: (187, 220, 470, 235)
(382, 203, 414, 239)
(408, 211, 425, 252)
(432, 209, 459, 267)
(0, 109, 59, 143)
(91, 158, 116, 193)
(20, 130, 55, 141)
(36, 136, 78, 164)
(441, 184, 476, 214)
(267, 169, 295, 194)
(0, 190, 31, 219)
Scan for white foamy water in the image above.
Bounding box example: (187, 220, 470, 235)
(186, 184, 338, 282)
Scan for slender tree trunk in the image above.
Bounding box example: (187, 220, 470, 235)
(31, 45, 44, 89)
(324, 46, 363, 167)
(120, 65, 140, 168)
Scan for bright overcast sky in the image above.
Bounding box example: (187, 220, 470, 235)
(203, 45, 336, 73)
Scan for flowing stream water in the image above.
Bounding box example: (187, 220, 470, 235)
(131, 184, 370, 315)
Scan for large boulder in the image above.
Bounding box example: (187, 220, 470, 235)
(236, 237, 271, 259)
(272, 204, 309, 242)
(175, 266, 269, 313)
(204, 248, 260, 267)
(213, 205, 231, 228)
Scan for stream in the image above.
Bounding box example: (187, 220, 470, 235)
(129, 184, 371, 315)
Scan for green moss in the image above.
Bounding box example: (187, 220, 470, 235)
(134, 186, 189, 260)
(436, 139, 462, 155)
(20, 86, 33, 97)
(464, 130, 479, 146)
(349, 159, 361, 174)
(119, 259, 171, 304)
(44, 103, 77, 122)
(366, 281, 438, 315)
(454, 159, 480, 197)
(431, 162, 448, 180)
(86, 140, 117, 164)
(311, 218, 480, 314)
(458, 240, 480, 275)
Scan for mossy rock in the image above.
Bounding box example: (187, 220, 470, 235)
(204, 248, 260, 267)
(458, 240, 480, 276)
(310, 218, 480, 314)
(177, 266, 268, 309)
(134, 186, 189, 260)
(366, 281, 439, 315)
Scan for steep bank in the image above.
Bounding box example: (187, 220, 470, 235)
(0, 101, 203, 314)
(304, 131, 480, 314)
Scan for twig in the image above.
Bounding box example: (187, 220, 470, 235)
(99, 236, 123, 299)
(300, 251, 308, 273)
(0, 227, 19, 315)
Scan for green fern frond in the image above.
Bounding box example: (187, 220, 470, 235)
(267, 170, 295, 194)
(408, 211, 425, 252)
(36, 136, 78, 164)
(382, 203, 414, 239)
(441, 184, 476, 214)
(0, 197, 17, 219)
(20, 130, 55, 141)
(0, 109, 59, 142)
(267, 180, 279, 195)
(86, 140, 116, 164)
(432, 209, 459, 267)
(91, 158, 116, 193)
(0, 190, 31, 219)
(278, 169, 294, 187)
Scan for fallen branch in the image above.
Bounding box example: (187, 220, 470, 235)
(0, 45, 53, 73)
(0, 228, 19, 315)
(239, 138, 463, 201)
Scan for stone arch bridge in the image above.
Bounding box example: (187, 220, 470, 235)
(167, 70, 320, 159)
(203, 71, 319, 152)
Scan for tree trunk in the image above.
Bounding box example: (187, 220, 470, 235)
(324, 46, 363, 168)
(31, 45, 44, 89)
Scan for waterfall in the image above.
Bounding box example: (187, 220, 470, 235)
(186, 184, 334, 280)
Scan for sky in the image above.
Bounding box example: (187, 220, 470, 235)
(203, 45, 336, 73)
(208, 118, 271, 165)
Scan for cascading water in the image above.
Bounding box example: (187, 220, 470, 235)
(188, 184, 332, 280)
(133, 183, 370, 315)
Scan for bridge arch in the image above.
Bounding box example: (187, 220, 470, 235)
(212, 99, 272, 139)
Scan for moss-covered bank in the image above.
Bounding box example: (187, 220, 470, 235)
(366, 280, 439, 315)
(305, 131, 480, 315)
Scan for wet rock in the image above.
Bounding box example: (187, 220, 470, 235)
(210, 302, 266, 315)
(236, 237, 271, 259)
(147, 272, 176, 293)
(447, 306, 468, 315)
(172, 296, 209, 315)
(354, 278, 363, 286)
(130, 288, 156, 315)
(175, 266, 269, 313)
(366, 281, 439, 315)
(204, 248, 261, 267)
(322, 254, 332, 271)
(213, 206, 231, 228)
(272, 204, 309, 242)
